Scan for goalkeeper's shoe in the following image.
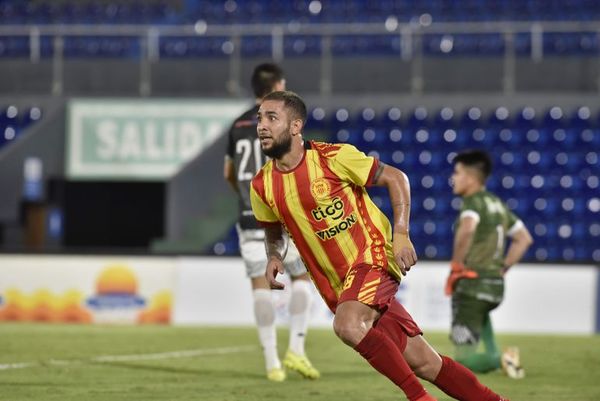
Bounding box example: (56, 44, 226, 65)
(266, 367, 286, 382)
(501, 346, 525, 379)
(283, 350, 320, 379)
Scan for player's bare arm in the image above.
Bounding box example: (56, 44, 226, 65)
(452, 215, 478, 264)
(223, 156, 239, 193)
(264, 223, 288, 290)
(503, 225, 533, 273)
(373, 163, 417, 275)
(445, 215, 480, 296)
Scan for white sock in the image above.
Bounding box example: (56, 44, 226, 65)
(288, 279, 312, 356)
(253, 289, 280, 371)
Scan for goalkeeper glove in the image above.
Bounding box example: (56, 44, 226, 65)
(444, 261, 478, 296)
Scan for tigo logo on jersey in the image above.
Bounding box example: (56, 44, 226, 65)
(311, 197, 344, 221)
(311, 197, 358, 241)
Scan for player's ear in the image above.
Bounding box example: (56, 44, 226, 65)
(291, 118, 303, 136)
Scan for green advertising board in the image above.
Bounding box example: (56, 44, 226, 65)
(67, 99, 249, 180)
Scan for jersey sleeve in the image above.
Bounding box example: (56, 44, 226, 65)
(250, 179, 279, 226)
(459, 196, 482, 224)
(504, 206, 524, 237)
(330, 143, 380, 186)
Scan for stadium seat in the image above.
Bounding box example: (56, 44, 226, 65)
(407, 107, 429, 129)
(379, 107, 403, 128)
(284, 35, 322, 57)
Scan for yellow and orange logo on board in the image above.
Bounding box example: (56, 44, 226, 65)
(87, 264, 172, 325)
(96, 265, 138, 295)
(0, 288, 92, 323)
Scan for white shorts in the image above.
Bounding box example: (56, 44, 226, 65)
(236, 225, 307, 279)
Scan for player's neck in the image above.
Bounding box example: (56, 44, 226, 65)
(463, 184, 484, 197)
(275, 142, 305, 172)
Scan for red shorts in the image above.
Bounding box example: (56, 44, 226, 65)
(337, 264, 422, 337)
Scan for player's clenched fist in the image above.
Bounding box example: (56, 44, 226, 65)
(392, 232, 418, 276)
(266, 256, 286, 290)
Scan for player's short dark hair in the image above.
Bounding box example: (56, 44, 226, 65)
(454, 150, 493, 181)
(251, 63, 284, 98)
(262, 90, 307, 125)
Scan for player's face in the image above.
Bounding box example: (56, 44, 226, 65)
(451, 162, 471, 196)
(257, 100, 293, 159)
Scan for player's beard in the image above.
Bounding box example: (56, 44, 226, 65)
(262, 125, 292, 159)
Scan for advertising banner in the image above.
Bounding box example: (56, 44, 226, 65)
(66, 99, 248, 180)
(0, 255, 175, 325)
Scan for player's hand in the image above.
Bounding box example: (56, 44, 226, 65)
(266, 256, 285, 290)
(392, 232, 417, 276)
(444, 261, 479, 296)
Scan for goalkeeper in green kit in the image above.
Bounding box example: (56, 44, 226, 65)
(446, 150, 533, 379)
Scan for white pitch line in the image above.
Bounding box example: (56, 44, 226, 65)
(0, 362, 37, 370)
(0, 345, 257, 371)
(92, 345, 257, 363)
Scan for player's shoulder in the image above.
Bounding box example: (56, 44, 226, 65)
(231, 105, 259, 129)
(483, 190, 507, 206)
(309, 141, 357, 159)
(251, 159, 273, 184)
(462, 191, 486, 210)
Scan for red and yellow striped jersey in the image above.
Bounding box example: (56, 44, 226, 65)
(250, 141, 402, 310)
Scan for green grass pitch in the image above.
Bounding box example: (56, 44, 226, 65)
(1, 324, 599, 401)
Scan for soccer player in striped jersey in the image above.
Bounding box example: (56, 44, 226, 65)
(250, 91, 511, 401)
(447, 150, 533, 379)
(224, 64, 319, 382)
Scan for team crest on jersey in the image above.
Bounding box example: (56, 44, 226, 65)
(310, 178, 330, 199)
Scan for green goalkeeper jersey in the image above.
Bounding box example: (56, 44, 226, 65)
(454, 190, 523, 302)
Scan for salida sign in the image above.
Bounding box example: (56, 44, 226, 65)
(67, 100, 248, 180)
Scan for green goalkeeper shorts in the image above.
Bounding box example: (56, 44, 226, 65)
(450, 288, 501, 346)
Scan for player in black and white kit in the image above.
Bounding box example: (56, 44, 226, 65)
(224, 63, 319, 382)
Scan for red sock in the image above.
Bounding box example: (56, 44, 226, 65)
(433, 355, 504, 401)
(354, 327, 429, 401)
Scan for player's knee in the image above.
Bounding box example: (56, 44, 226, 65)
(332, 316, 364, 347)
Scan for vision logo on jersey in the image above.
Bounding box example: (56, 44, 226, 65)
(310, 178, 331, 200)
(311, 197, 358, 240)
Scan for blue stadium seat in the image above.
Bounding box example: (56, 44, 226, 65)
(569, 106, 592, 128)
(379, 107, 403, 128)
(433, 107, 456, 127)
(541, 106, 567, 128)
(0, 36, 30, 58)
(356, 107, 378, 128)
(284, 35, 321, 57)
(357, 127, 387, 151)
(159, 36, 228, 58)
(18, 106, 41, 130)
(407, 107, 429, 129)
(241, 36, 272, 57)
(330, 107, 351, 131)
(305, 107, 328, 131)
(63, 36, 141, 58)
(513, 106, 537, 129)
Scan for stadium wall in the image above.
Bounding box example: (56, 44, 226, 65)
(0, 254, 598, 334)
